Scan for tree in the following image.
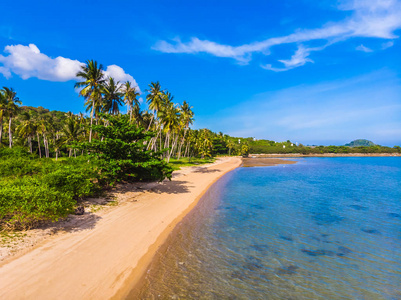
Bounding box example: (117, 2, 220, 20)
(75, 60, 105, 142)
(177, 101, 194, 160)
(122, 81, 140, 122)
(2, 87, 22, 148)
(102, 77, 123, 115)
(78, 114, 173, 183)
(0, 90, 6, 146)
(146, 81, 164, 130)
(62, 117, 84, 157)
(16, 111, 36, 153)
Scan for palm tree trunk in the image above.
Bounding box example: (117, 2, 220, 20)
(56, 150, 58, 161)
(177, 129, 189, 160)
(168, 135, 179, 162)
(28, 136, 32, 153)
(147, 113, 154, 131)
(0, 117, 3, 146)
(43, 135, 49, 158)
(184, 141, 190, 158)
(89, 101, 94, 142)
(37, 133, 42, 158)
(8, 116, 12, 148)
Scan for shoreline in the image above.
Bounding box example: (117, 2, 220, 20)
(0, 157, 242, 300)
(250, 153, 401, 157)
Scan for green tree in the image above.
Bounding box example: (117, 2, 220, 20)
(78, 114, 173, 183)
(122, 81, 140, 123)
(102, 77, 123, 115)
(75, 60, 105, 142)
(2, 87, 22, 148)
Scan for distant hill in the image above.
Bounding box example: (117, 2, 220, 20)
(345, 139, 375, 147)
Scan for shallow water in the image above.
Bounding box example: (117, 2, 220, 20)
(134, 158, 401, 299)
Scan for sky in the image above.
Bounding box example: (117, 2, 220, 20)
(0, 0, 400, 146)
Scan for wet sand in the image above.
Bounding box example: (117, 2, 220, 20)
(0, 157, 241, 300)
(242, 158, 297, 167)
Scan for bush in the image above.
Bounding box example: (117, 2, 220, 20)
(0, 176, 75, 230)
(78, 114, 173, 183)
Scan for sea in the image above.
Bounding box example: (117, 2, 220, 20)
(134, 157, 401, 299)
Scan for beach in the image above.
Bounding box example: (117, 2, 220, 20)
(0, 157, 241, 300)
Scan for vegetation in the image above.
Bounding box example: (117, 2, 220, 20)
(345, 139, 375, 147)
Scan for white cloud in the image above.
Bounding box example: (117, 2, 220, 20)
(382, 41, 394, 49)
(356, 44, 373, 52)
(0, 44, 83, 81)
(262, 45, 314, 71)
(154, 0, 401, 71)
(104, 65, 141, 93)
(0, 44, 139, 90)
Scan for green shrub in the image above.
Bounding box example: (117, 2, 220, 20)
(0, 176, 75, 230)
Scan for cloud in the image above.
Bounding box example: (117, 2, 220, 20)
(382, 40, 394, 49)
(0, 44, 83, 81)
(0, 44, 139, 90)
(356, 44, 373, 52)
(262, 45, 314, 71)
(154, 0, 401, 71)
(103, 65, 141, 93)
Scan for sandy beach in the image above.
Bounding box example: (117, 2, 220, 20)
(0, 157, 241, 300)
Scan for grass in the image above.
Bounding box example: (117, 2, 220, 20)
(168, 157, 216, 170)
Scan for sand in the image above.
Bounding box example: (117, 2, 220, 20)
(0, 157, 242, 300)
(242, 157, 297, 167)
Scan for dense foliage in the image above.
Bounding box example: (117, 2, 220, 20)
(79, 114, 173, 183)
(0, 148, 101, 230)
(345, 139, 375, 147)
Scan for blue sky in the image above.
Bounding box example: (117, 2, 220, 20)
(0, 0, 400, 145)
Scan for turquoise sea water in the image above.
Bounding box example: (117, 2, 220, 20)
(136, 158, 401, 299)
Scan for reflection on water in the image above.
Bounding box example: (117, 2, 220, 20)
(134, 158, 401, 299)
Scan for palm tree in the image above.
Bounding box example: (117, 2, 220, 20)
(62, 118, 83, 157)
(102, 77, 123, 115)
(75, 60, 105, 142)
(0, 90, 6, 146)
(122, 81, 140, 122)
(36, 116, 51, 158)
(16, 111, 36, 153)
(2, 87, 22, 148)
(146, 81, 164, 130)
(177, 101, 194, 159)
(226, 139, 235, 156)
(159, 100, 180, 162)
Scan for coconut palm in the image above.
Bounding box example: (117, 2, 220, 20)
(102, 77, 123, 115)
(159, 101, 180, 162)
(16, 111, 36, 153)
(177, 101, 194, 159)
(122, 81, 140, 122)
(36, 116, 52, 158)
(146, 81, 164, 130)
(0, 91, 6, 146)
(75, 60, 105, 142)
(62, 118, 84, 157)
(2, 87, 22, 148)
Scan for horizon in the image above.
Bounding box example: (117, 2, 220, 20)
(1, 0, 400, 146)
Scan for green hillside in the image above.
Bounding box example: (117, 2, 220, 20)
(345, 139, 375, 147)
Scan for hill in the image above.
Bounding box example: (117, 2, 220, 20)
(345, 139, 375, 147)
